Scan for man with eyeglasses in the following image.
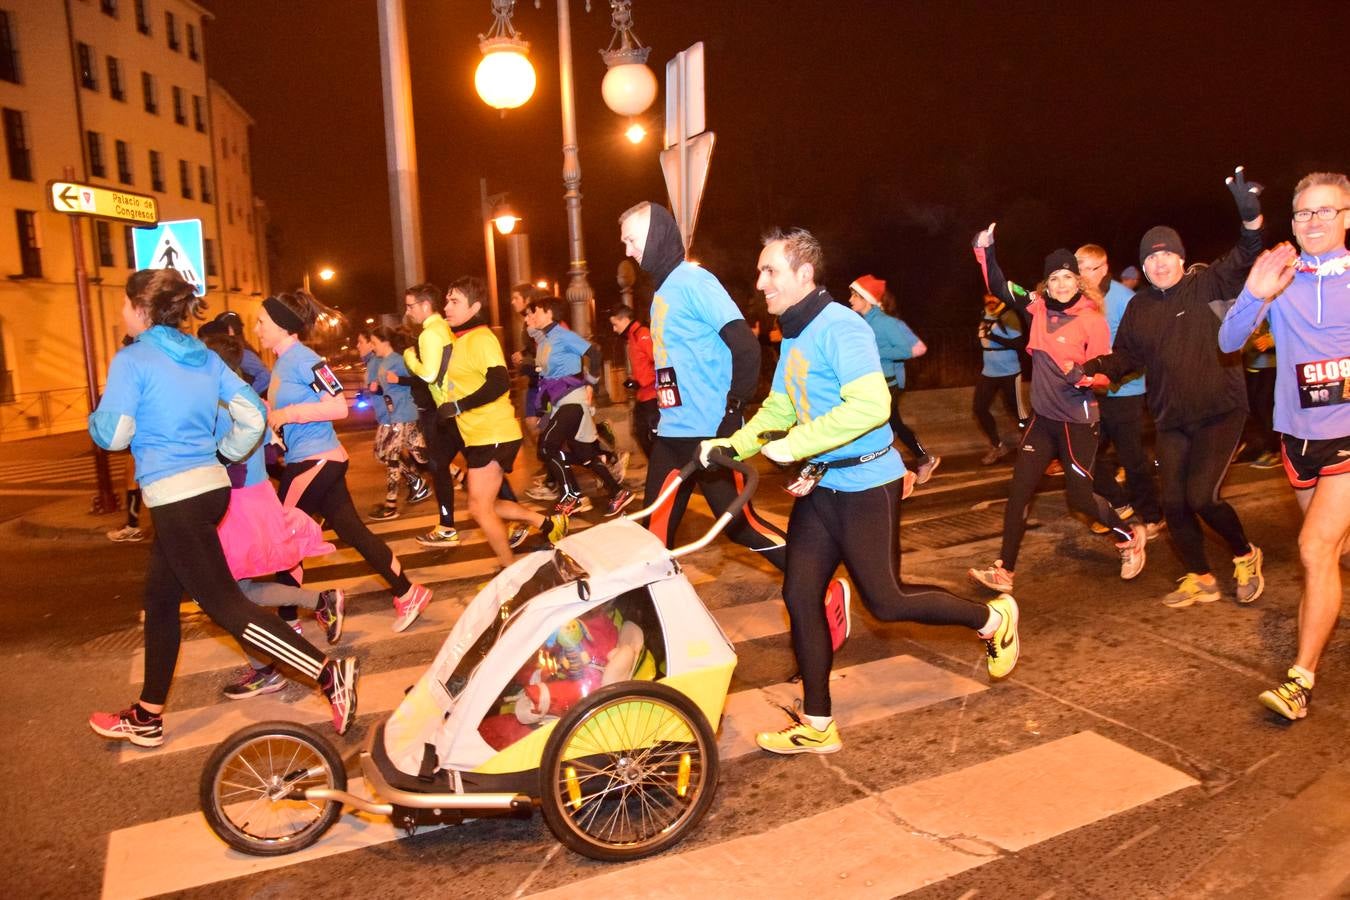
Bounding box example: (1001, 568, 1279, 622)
(1219, 171, 1350, 721)
(1075, 166, 1267, 609)
(1075, 243, 1164, 540)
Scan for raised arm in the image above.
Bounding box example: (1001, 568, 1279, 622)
(1219, 242, 1296, 352)
(973, 222, 1033, 312)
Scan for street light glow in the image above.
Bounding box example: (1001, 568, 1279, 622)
(625, 122, 646, 144)
(318, 267, 335, 281)
(535, 280, 549, 290)
(493, 213, 520, 235)
(475, 46, 536, 110)
(365, 317, 375, 324)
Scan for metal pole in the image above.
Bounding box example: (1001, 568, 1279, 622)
(556, 0, 594, 337)
(66, 168, 117, 513)
(678, 51, 691, 256)
(481, 178, 500, 331)
(302, 271, 310, 293)
(377, 0, 426, 293)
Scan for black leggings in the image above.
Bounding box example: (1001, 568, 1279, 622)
(786, 478, 988, 716)
(972, 373, 1024, 447)
(1244, 368, 1280, 457)
(642, 435, 787, 569)
(1000, 414, 1130, 570)
(887, 385, 927, 462)
(279, 458, 411, 596)
(421, 412, 462, 528)
(632, 398, 659, 459)
(1155, 409, 1251, 574)
(141, 487, 326, 705)
(540, 404, 621, 497)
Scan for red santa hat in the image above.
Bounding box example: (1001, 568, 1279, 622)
(849, 274, 886, 307)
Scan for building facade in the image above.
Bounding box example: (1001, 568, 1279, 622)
(0, 0, 269, 440)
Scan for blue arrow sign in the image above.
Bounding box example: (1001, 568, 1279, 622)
(131, 218, 206, 297)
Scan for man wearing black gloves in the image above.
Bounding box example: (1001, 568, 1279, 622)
(1073, 167, 1267, 608)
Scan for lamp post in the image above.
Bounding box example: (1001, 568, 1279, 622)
(480, 178, 519, 333)
(474, 0, 657, 337)
(302, 266, 335, 294)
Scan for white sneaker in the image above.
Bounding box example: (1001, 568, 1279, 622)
(608, 451, 630, 485)
(107, 525, 145, 542)
(525, 483, 559, 502)
(1117, 524, 1147, 580)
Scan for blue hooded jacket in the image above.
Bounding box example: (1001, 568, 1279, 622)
(90, 326, 266, 503)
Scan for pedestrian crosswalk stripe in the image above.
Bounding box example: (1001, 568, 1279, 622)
(101, 654, 989, 894)
(525, 731, 1198, 900)
(118, 597, 851, 763)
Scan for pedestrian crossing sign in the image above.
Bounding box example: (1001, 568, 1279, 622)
(131, 218, 207, 298)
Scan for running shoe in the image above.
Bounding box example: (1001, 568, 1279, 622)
(824, 578, 851, 652)
(901, 470, 917, 500)
(222, 664, 286, 700)
(914, 454, 941, 485)
(541, 513, 570, 545)
(288, 617, 304, 636)
(982, 593, 1020, 679)
(1091, 505, 1136, 535)
(554, 491, 592, 516)
(1045, 460, 1064, 477)
(1117, 524, 1147, 580)
(89, 705, 163, 747)
(107, 525, 145, 542)
(321, 657, 360, 735)
(406, 477, 431, 504)
(416, 526, 461, 548)
(525, 482, 559, 502)
(969, 560, 1014, 592)
(507, 522, 531, 549)
(980, 443, 1011, 466)
(1143, 520, 1166, 541)
(604, 488, 636, 517)
(392, 584, 432, 632)
(1250, 451, 1282, 470)
(1162, 573, 1221, 608)
(608, 450, 631, 485)
(1258, 668, 1312, 721)
(315, 588, 346, 644)
(1234, 545, 1265, 604)
(368, 503, 400, 521)
(756, 715, 842, 755)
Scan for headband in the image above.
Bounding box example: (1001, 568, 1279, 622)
(263, 296, 306, 335)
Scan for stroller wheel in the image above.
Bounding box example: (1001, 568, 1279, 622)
(540, 681, 719, 861)
(200, 721, 347, 856)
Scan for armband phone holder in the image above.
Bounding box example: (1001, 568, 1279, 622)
(311, 361, 343, 397)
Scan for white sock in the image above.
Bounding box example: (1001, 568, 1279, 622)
(978, 607, 1002, 639)
(1291, 665, 1315, 687)
(804, 714, 832, 732)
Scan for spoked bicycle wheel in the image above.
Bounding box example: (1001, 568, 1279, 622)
(200, 721, 348, 856)
(540, 681, 719, 861)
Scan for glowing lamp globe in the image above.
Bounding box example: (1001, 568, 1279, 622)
(493, 213, 520, 235)
(475, 46, 536, 110)
(601, 62, 657, 116)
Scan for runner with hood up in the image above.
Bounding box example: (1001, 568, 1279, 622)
(619, 202, 852, 648)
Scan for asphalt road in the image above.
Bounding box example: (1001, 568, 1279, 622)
(1, 424, 1347, 899)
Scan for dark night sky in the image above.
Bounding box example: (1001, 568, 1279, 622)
(199, 0, 1347, 338)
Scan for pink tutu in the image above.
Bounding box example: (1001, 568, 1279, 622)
(217, 481, 335, 580)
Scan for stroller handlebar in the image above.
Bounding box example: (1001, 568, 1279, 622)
(624, 448, 761, 558)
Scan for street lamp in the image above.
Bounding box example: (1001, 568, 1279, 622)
(480, 178, 520, 332)
(474, 0, 657, 336)
(302, 266, 336, 294)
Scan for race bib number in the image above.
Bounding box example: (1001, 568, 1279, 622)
(1296, 356, 1350, 409)
(655, 366, 682, 409)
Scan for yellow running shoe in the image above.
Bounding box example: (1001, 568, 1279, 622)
(755, 717, 842, 755)
(982, 593, 1020, 679)
(541, 513, 570, 544)
(1233, 545, 1264, 604)
(1258, 668, 1312, 721)
(1162, 573, 1221, 608)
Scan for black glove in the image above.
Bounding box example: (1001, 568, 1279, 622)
(716, 399, 744, 438)
(623, 378, 639, 390)
(1225, 166, 1263, 222)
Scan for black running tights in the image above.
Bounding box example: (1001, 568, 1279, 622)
(141, 488, 326, 706)
(1155, 409, 1251, 575)
(279, 459, 411, 596)
(540, 403, 621, 498)
(785, 478, 988, 717)
(972, 373, 1023, 447)
(888, 385, 927, 462)
(1000, 415, 1130, 569)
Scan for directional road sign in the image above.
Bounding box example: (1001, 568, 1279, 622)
(132, 219, 206, 297)
(47, 180, 159, 225)
(660, 42, 713, 254)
